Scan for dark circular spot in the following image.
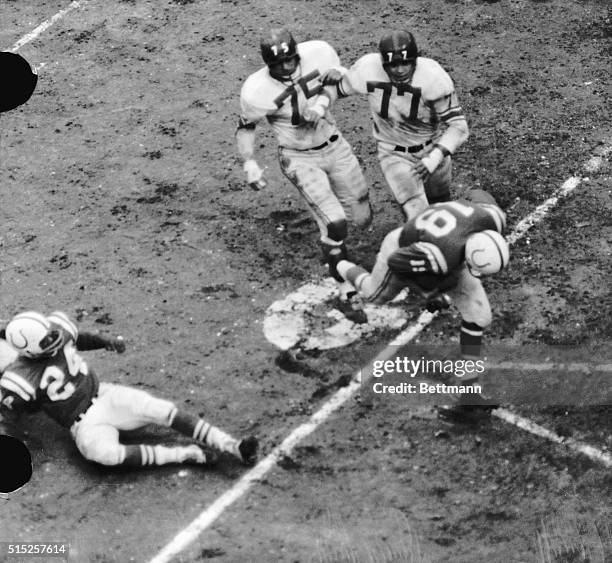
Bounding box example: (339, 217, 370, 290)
(0, 435, 32, 493)
(0, 52, 38, 113)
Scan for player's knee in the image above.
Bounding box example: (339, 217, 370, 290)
(481, 311, 493, 329)
(466, 309, 492, 330)
(141, 395, 176, 425)
(401, 195, 428, 221)
(78, 435, 124, 466)
(326, 219, 347, 242)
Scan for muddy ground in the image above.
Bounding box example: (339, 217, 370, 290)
(0, 0, 610, 561)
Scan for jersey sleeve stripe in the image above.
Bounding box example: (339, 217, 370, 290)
(48, 312, 78, 339)
(1, 374, 34, 401)
(2, 371, 36, 395)
(414, 242, 448, 274)
(439, 109, 465, 122)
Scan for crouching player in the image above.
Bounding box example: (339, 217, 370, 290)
(0, 311, 258, 468)
(327, 189, 510, 421)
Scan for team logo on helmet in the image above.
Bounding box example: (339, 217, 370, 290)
(5, 311, 65, 359)
(465, 230, 510, 276)
(379, 30, 418, 82)
(260, 28, 300, 79)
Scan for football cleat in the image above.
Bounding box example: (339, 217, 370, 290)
(238, 436, 259, 466)
(5, 311, 65, 358)
(425, 293, 452, 314)
(182, 445, 218, 466)
(465, 230, 510, 276)
(437, 392, 499, 424)
(437, 404, 496, 424)
(334, 291, 368, 324)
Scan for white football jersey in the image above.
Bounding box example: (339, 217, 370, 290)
(240, 40, 341, 149)
(340, 54, 465, 148)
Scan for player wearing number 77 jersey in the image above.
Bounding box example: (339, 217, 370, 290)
(327, 190, 509, 420)
(322, 30, 469, 221)
(236, 28, 372, 317)
(0, 311, 258, 468)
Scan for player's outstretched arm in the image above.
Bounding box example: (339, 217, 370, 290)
(76, 333, 125, 353)
(319, 67, 346, 87)
(235, 118, 266, 190)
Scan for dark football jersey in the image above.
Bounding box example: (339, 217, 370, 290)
(0, 322, 99, 428)
(394, 199, 503, 291)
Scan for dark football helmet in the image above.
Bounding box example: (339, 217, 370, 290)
(260, 28, 300, 80)
(378, 30, 418, 82)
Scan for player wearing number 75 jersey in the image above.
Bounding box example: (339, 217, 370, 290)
(327, 190, 509, 420)
(323, 30, 469, 221)
(0, 311, 258, 468)
(236, 28, 372, 312)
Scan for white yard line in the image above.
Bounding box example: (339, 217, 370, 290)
(148, 317, 429, 563)
(149, 145, 611, 562)
(493, 408, 612, 468)
(7, 1, 83, 53)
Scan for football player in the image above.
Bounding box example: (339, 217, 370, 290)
(0, 311, 258, 468)
(236, 28, 372, 320)
(327, 189, 509, 420)
(323, 30, 469, 221)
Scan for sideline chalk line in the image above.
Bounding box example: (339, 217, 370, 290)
(8, 1, 83, 53)
(149, 146, 612, 562)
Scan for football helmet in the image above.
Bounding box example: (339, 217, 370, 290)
(260, 28, 300, 80)
(465, 230, 510, 276)
(5, 311, 65, 359)
(379, 30, 418, 82)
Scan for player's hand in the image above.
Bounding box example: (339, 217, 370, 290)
(319, 68, 345, 86)
(243, 159, 267, 191)
(416, 146, 445, 181)
(105, 336, 126, 354)
(302, 103, 326, 125)
(414, 160, 431, 181)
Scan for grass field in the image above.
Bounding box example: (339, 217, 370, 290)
(0, 1, 610, 561)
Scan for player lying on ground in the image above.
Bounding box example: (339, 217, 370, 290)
(327, 189, 510, 421)
(322, 30, 469, 221)
(0, 311, 258, 467)
(236, 27, 372, 322)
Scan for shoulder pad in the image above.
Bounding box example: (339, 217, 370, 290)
(47, 311, 78, 340)
(479, 204, 507, 233)
(240, 69, 280, 119)
(344, 53, 387, 94)
(413, 57, 454, 100)
(298, 40, 340, 71)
